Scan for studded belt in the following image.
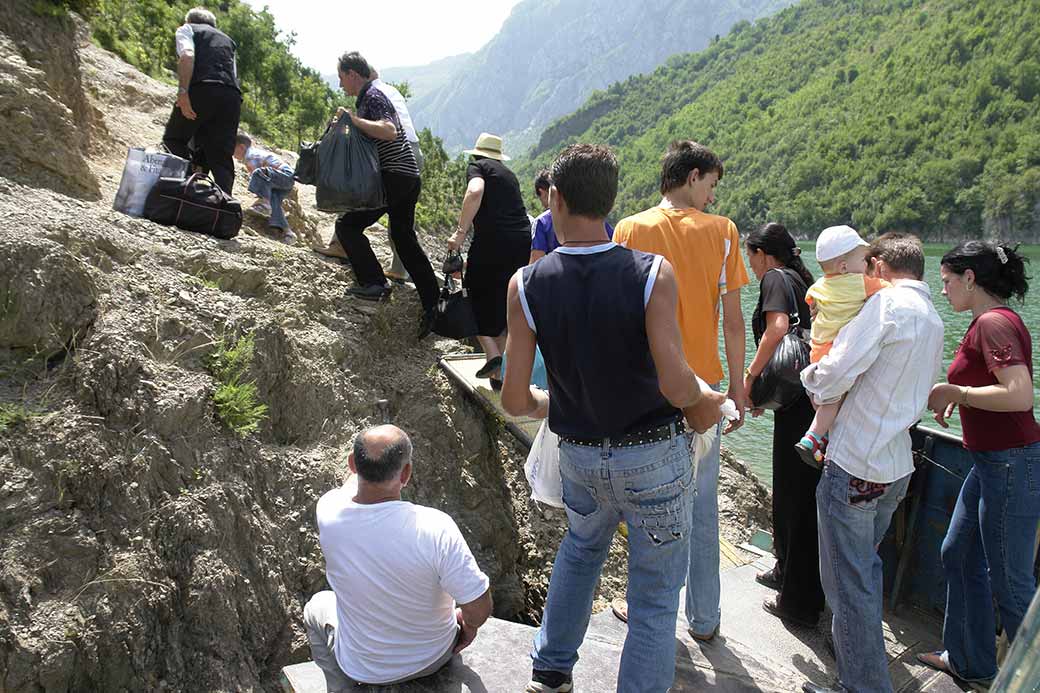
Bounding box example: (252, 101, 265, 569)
(560, 419, 686, 449)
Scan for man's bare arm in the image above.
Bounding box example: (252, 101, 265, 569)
(721, 289, 746, 433)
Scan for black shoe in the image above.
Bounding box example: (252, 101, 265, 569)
(756, 567, 782, 590)
(489, 377, 502, 392)
(526, 669, 573, 692)
(763, 598, 820, 628)
(417, 308, 436, 341)
(348, 283, 391, 302)
(475, 356, 502, 379)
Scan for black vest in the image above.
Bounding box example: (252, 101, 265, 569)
(189, 24, 240, 92)
(521, 244, 679, 438)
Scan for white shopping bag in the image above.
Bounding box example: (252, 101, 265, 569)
(113, 148, 190, 217)
(689, 399, 741, 477)
(525, 420, 563, 508)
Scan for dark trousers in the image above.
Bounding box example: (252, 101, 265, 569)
(772, 395, 826, 620)
(334, 172, 438, 311)
(162, 83, 241, 195)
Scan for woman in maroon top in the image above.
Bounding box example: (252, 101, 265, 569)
(922, 241, 1040, 685)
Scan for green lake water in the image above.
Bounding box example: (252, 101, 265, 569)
(721, 242, 1040, 487)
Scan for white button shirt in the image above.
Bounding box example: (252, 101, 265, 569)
(800, 279, 944, 483)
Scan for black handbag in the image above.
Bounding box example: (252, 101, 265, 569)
(432, 269, 478, 339)
(143, 173, 242, 240)
(294, 121, 331, 185)
(750, 269, 812, 411)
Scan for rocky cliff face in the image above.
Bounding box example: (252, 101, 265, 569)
(399, 0, 795, 154)
(0, 7, 772, 691)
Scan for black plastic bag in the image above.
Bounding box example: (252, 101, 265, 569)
(144, 173, 241, 240)
(749, 269, 812, 411)
(294, 122, 331, 186)
(315, 113, 386, 212)
(433, 273, 478, 339)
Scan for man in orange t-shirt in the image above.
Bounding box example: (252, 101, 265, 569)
(612, 140, 749, 642)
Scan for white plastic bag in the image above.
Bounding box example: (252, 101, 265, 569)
(113, 148, 190, 217)
(525, 420, 563, 508)
(689, 399, 741, 476)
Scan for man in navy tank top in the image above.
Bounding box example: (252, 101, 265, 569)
(502, 144, 725, 693)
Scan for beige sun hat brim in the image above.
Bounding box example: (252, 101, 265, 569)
(463, 147, 510, 161)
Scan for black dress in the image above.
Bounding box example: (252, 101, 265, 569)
(463, 158, 532, 337)
(752, 267, 825, 621)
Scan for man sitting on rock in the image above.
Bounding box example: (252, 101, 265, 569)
(233, 132, 296, 244)
(304, 425, 492, 690)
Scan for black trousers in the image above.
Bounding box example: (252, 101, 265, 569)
(772, 394, 826, 620)
(162, 83, 241, 195)
(334, 172, 438, 311)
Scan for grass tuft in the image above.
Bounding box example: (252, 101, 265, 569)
(204, 334, 268, 437)
(0, 403, 38, 432)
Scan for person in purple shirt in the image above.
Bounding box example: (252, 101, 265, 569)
(529, 168, 613, 264)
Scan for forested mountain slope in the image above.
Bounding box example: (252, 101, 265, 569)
(522, 0, 1040, 242)
(400, 0, 795, 154)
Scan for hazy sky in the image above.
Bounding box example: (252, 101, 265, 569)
(242, 0, 524, 74)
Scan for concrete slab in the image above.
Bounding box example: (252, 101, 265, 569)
(281, 561, 950, 692)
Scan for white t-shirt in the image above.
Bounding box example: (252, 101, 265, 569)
(316, 489, 489, 684)
(371, 79, 420, 143)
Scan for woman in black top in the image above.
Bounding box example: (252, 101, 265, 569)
(743, 222, 825, 628)
(447, 134, 532, 388)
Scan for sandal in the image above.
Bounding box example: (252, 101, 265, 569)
(756, 567, 782, 590)
(476, 356, 503, 379)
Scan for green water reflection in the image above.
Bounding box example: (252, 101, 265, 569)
(723, 242, 1040, 487)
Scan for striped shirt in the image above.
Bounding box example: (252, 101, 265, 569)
(801, 280, 944, 483)
(356, 81, 418, 177)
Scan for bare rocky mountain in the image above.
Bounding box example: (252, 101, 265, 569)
(0, 4, 771, 690)
(393, 0, 796, 154)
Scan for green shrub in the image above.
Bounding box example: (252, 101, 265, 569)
(205, 334, 268, 437)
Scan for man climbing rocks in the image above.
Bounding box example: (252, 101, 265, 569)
(332, 51, 440, 339)
(161, 7, 242, 195)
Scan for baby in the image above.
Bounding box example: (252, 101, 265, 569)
(796, 225, 889, 467)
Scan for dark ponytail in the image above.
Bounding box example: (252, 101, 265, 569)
(746, 222, 814, 286)
(941, 240, 1030, 302)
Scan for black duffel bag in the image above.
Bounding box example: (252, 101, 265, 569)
(432, 259, 478, 339)
(144, 173, 242, 240)
(749, 269, 812, 411)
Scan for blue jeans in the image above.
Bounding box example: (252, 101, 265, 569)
(247, 167, 295, 229)
(532, 429, 694, 693)
(941, 442, 1040, 681)
(685, 388, 722, 635)
(817, 462, 910, 693)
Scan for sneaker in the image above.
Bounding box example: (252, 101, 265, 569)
(525, 669, 573, 692)
(795, 431, 827, 469)
(277, 228, 296, 245)
(249, 199, 272, 216)
(417, 308, 436, 341)
(347, 283, 391, 302)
